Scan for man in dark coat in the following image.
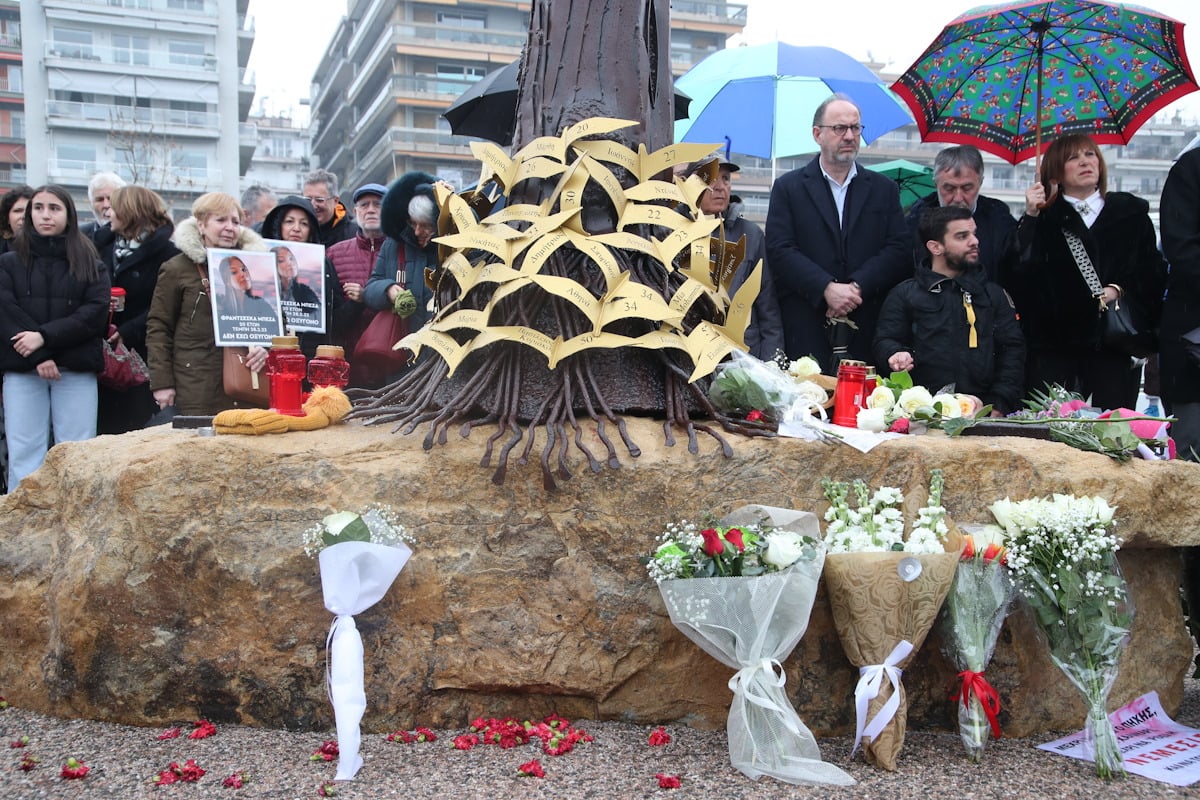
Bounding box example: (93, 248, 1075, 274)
(765, 95, 910, 372)
(903, 145, 1017, 283)
(1161, 146, 1200, 459)
(875, 206, 1025, 413)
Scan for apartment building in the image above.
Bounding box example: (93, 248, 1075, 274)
(241, 111, 311, 197)
(18, 0, 256, 216)
(308, 0, 748, 193)
(0, 0, 23, 187)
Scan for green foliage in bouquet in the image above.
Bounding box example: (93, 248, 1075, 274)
(644, 514, 818, 582)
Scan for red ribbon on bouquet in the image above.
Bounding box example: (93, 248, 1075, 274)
(953, 670, 1003, 738)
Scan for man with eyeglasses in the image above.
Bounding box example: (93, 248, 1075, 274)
(902, 145, 1017, 282)
(302, 168, 360, 247)
(765, 94, 909, 373)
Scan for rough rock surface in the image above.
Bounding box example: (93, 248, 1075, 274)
(0, 420, 1194, 737)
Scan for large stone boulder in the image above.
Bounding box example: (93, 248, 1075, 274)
(0, 420, 1195, 737)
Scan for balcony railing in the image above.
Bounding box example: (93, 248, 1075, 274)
(671, 1, 748, 24)
(0, 32, 20, 48)
(394, 22, 526, 51)
(0, 167, 28, 184)
(59, 0, 215, 15)
(48, 158, 221, 188)
(46, 100, 221, 131)
(45, 42, 219, 73)
(0, 77, 20, 93)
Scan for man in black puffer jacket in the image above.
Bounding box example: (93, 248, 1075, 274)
(875, 206, 1025, 414)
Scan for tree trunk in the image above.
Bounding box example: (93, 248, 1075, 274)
(513, 0, 673, 152)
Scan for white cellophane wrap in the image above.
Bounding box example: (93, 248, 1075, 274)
(658, 506, 854, 786)
(319, 540, 413, 780)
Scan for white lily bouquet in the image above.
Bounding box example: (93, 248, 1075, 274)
(303, 507, 414, 780)
(820, 470, 960, 771)
(647, 505, 854, 786)
(990, 494, 1132, 779)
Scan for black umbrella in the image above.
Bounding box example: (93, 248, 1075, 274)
(443, 59, 691, 145)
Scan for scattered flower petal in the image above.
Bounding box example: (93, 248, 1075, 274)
(188, 720, 217, 739)
(311, 740, 339, 762)
(157, 727, 182, 740)
(222, 770, 249, 789)
(647, 726, 671, 746)
(10, 735, 29, 748)
(517, 758, 545, 778)
(656, 772, 682, 789)
(61, 757, 90, 779)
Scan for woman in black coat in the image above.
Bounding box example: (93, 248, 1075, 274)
(1007, 134, 1167, 410)
(0, 185, 109, 490)
(98, 186, 180, 434)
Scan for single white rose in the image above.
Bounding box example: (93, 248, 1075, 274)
(794, 380, 829, 408)
(897, 386, 935, 417)
(323, 511, 363, 536)
(856, 407, 887, 432)
(988, 498, 1017, 535)
(763, 530, 810, 569)
(931, 393, 963, 418)
(788, 356, 821, 380)
(866, 386, 896, 411)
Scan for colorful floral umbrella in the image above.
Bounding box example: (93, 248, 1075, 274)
(891, 0, 1200, 164)
(674, 43, 914, 160)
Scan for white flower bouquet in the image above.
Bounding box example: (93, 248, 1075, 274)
(820, 470, 960, 771)
(990, 494, 1133, 779)
(940, 523, 1015, 762)
(653, 505, 854, 786)
(304, 507, 414, 781)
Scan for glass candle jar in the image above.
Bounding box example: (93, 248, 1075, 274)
(307, 344, 350, 390)
(110, 286, 126, 314)
(267, 335, 307, 416)
(832, 359, 869, 427)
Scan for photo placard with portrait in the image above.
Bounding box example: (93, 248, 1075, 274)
(207, 249, 284, 347)
(263, 239, 326, 333)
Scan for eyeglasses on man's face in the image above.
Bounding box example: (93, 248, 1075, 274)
(816, 124, 865, 137)
(304, 195, 334, 205)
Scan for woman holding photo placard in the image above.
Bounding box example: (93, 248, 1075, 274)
(261, 196, 352, 360)
(146, 192, 269, 416)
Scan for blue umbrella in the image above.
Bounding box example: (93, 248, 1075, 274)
(675, 43, 914, 161)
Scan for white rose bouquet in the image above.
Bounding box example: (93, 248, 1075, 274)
(990, 494, 1131, 779)
(651, 505, 853, 786)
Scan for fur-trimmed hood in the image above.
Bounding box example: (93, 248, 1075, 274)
(382, 171, 439, 241)
(172, 217, 268, 264)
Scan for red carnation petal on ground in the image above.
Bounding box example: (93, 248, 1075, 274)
(656, 772, 682, 789)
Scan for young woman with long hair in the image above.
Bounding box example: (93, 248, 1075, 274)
(0, 185, 110, 490)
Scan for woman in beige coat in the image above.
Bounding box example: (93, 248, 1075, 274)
(146, 192, 269, 416)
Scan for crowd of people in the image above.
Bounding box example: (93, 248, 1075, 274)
(0, 167, 442, 492)
(1, 93, 1198, 492)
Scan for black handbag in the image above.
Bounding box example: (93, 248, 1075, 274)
(1098, 295, 1157, 358)
(1063, 228, 1157, 358)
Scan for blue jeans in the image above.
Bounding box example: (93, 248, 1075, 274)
(3, 370, 97, 490)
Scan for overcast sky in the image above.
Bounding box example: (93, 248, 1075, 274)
(246, 0, 1200, 124)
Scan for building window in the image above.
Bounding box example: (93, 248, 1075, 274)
(172, 151, 208, 179)
(168, 39, 207, 68)
(436, 11, 486, 28)
(113, 33, 150, 67)
(168, 100, 209, 126)
(55, 143, 97, 174)
(51, 27, 93, 59)
(1, 65, 20, 93)
(167, 0, 206, 10)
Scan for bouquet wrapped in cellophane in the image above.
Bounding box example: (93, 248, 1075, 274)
(648, 505, 854, 786)
(991, 495, 1133, 779)
(940, 524, 1015, 762)
(821, 470, 960, 771)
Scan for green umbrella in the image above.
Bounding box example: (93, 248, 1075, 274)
(866, 159, 935, 210)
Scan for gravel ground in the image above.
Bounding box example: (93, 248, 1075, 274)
(4, 677, 1200, 800)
